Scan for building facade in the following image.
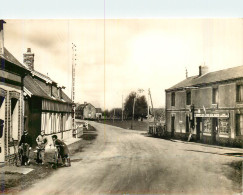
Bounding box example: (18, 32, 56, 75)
(0, 20, 29, 163)
(165, 65, 243, 147)
(76, 102, 96, 120)
(23, 48, 74, 145)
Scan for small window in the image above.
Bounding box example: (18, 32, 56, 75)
(236, 85, 243, 102)
(171, 92, 175, 106)
(212, 88, 219, 104)
(186, 91, 191, 105)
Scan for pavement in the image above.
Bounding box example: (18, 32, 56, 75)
(20, 121, 243, 195)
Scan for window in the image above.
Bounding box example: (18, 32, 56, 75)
(11, 98, 18, 140)
(218, 119, 229, 134)
(203, 118, 211, 133)
(186, 91, 191, 105)
(236, 85, 243, 102)
(171, 92, 175, 106)
(236, 114, 243, 136)
(212, 88, 219, 104)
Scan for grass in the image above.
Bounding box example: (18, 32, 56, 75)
(100, 119, 149, 131)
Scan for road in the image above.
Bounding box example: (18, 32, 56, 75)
(20, 122, 242, 195)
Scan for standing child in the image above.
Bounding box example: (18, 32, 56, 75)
(36, 130, 48, 165)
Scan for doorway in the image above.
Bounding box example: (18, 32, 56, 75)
(171, 116, 175, 137)
(196, 117, 202, 141)
(0, 96, 5, 162)
(212, 118, 218, 144)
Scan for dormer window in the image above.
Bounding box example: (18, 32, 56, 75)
(58, 88, 63, 99)
(51, 85, 53, 97)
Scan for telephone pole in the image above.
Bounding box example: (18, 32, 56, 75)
(71, 43, 77, 137)
(122, 95, 124, 121)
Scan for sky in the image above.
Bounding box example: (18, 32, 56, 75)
(3, 19, 243, 110)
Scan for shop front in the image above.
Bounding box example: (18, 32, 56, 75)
(195, 113, 230, 144)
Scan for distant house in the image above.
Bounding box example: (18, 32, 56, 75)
(165, 65, 243, 147)
(23, 48, 74, 145)
(95, 108, 102, 120)
(0, 20, 29, 164)
(76, 102, 96, 120)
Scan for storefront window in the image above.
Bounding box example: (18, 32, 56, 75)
(218, 119, 229, 134)
(203, 118, 211, 133)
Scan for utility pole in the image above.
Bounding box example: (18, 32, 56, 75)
(122, 95, 124, 121)
(71, 43, 77, 137)
(113, 108, 115, 123)
(131, 95, 136, 130)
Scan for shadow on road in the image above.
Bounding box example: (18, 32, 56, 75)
(184, 149, 243, 158)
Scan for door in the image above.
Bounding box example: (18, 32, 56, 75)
(212, 118, 218, 144)
(196, 118, 202, 141)
(186, 116, 190, 133)
(171, 116, 175, 137)
(0, 96, 5, 162)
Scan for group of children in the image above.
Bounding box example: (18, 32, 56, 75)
(18, 130, 70, 167)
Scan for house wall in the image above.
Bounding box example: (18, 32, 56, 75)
(192, 87, 212, 108)
(83, 104, 96, 119)
(219, 83, 236, 108)
(165, 81, 243, 147)
(0, 83, 23, 163)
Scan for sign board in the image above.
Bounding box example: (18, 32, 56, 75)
(195, 113, 229, 118)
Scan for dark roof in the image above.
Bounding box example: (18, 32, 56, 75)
(24, 75, 51, 99)
(76, 103, 96, 111)
(24, 75, 72, 103)
(0, 47, 26, 69)
(76, 104, 87, 111)
(96, 108, 102, 113)
(167, 65, 243, 91)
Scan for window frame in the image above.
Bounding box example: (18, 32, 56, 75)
(171, 92, 175, 107)
(186, 91, 191, 105)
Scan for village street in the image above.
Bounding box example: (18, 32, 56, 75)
(20, 121, 242, 195)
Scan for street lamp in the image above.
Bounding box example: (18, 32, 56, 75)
(131, 89, 144, 129)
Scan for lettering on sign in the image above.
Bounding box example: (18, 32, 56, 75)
(195, 113, 229, 118)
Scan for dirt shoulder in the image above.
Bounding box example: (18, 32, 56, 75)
(1, 125, 97, 194)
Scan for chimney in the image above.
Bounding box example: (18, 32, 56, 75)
(199, 65, 208, 76)
(0, 20, 6, 55)
(23, 48, 34, 70)
(199, 66, 202, 76)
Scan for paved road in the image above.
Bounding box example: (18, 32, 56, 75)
(20, 122, 242, 195)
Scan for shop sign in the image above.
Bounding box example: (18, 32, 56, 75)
(195, 113, 229, 118)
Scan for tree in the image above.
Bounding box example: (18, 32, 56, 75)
(124, 91, 148, 120)
(109, 108, 122, 119)
(102, 109, 110, 119)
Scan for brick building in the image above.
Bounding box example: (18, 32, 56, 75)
(165, 65, 243, 147)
